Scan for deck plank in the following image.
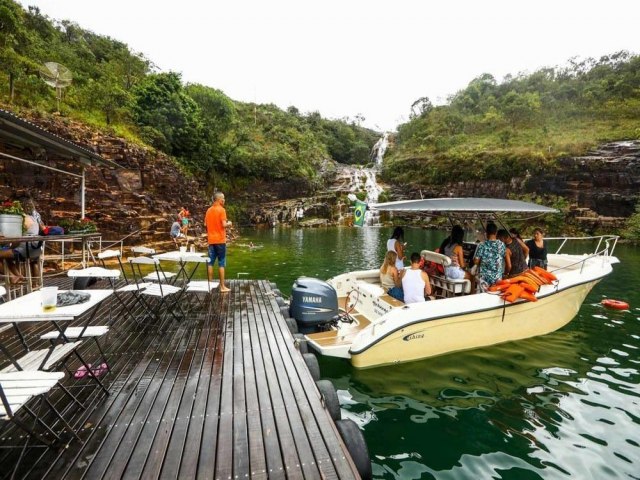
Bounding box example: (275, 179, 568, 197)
(0, 279, 361, 480)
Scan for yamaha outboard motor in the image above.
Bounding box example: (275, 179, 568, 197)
(289, 277, 339, 333)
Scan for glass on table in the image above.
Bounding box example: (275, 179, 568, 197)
(41, 286, 58, 312)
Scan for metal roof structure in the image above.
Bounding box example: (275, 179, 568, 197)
(372, 197, 557, 214)
(0, 108, 122, 217)
(0, 108, 119, 168)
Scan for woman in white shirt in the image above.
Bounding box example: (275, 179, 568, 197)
(386, 226, 405, 271)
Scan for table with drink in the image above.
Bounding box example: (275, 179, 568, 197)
(0, 287, 113, 324)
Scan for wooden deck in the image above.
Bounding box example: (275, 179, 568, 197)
(0, 278, 360, 479)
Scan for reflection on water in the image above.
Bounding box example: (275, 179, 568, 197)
(227, 227, 640, 479)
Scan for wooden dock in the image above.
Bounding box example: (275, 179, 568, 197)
(0, 279, 361, 479)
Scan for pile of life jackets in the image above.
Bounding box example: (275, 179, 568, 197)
(487, 266, 558, 303)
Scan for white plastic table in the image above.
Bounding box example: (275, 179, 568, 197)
(0, 289, 113, 323)
(152, 251, 207, 285)
(0, 289, 113, 393)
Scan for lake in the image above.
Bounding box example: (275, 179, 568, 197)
(223, 226, 640, 480)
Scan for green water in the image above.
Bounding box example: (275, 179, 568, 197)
(225, 227, 640, 479)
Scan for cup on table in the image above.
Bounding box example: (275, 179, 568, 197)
(179, 246, 187, 253)
(41, 286, 58, 312)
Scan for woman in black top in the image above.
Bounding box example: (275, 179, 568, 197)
(526, 228, 548, 269)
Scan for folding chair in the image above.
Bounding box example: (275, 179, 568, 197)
(98, 249, 151, 322)
(128, 257, 182, 326)
(183, 256, 216, 311)
(98, 249, 130, 284)
(131, 247, 177, 283)
(0, 371, 79, 449)
(0, 337, 101, 400)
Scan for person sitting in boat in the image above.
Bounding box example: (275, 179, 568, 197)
(380, 251, 403, 301)
(473, 222, 506, 288)
(387, 226, 406, 271)
(442, 225, 473, 282)
(526, 227, 548, 269)
(401, 252, 432, 303)
(497, 229, 528, 278)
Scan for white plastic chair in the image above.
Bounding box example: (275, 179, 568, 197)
(183, 256, 216, 310)
(128, 257, 182, 326)
(0, 371, 79, 450)
(131, 246, 177, 283)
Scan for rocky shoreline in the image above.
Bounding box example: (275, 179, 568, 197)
(1, 111, 638, 249)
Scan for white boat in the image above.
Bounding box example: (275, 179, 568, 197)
(290, 198, 620, 369)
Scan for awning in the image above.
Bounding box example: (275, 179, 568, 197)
(0, 108, 123, 217)
(0, 108, 119, 169)
(372, 198, 557, 214)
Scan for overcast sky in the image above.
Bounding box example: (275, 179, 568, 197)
(16, 0, 640, 131)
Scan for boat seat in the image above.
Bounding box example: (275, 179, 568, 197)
(420, 250, 471, 296)
(356, 281, 385, 298)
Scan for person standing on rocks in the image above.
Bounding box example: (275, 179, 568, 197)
(205, 192, 232, 292)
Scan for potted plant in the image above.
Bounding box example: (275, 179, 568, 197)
(58, 217, 98, 234)
(0, 200, 25, 237)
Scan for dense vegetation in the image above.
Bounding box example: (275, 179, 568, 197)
(0, 0, 378, 191)
(386, 52, 640, 186)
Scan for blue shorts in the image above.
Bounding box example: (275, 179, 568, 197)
(208, 244, 226, 267)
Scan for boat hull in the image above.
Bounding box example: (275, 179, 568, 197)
(350, 279, 600, 368)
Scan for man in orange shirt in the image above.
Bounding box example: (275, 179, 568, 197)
(205, 192, 232, 292)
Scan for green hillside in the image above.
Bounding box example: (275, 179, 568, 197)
(0, 0, 378, 191)
(385, 52, 640, 185)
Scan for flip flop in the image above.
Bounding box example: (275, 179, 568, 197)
(74, 364, 92, 379)
(91, 363, 109, 377)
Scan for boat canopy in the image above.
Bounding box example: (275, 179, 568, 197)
(372, 198, 557, 215)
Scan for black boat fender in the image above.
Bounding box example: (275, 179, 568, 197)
(316, 379, 340, 421)
(335, 419, 372, 480)
(302, 353, 320, 381)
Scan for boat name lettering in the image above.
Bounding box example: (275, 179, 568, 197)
(403, 333, 424, 342)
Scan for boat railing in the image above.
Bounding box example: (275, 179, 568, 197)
(544, 234, 619, 275)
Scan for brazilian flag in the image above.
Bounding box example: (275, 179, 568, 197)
(353, 200, 367, 227)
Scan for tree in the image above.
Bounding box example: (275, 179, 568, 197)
(79, 61, 131, 124)
(0, 0, 33, 102)
(623, 203, 640, 242)
(501, 90, 541, 127)
(410, 96, 433, 118)
(132, 72, 204, 158)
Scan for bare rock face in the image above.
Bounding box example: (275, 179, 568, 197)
(385, 140, 640, 233)
(530, 141, 640, 218)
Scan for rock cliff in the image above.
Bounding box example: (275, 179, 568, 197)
(0, 112, 211, 250)
(1, 110, 637, 245)
(383, 140, 640, 232)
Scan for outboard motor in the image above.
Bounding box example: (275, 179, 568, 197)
(289, 277, 339, 333)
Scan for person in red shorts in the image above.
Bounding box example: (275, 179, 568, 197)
(205, 192, 232, 292)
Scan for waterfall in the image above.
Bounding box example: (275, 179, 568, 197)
(342, 133, 388, 225)
(346, 166, 384, 225)
(371, 132, 389, 166)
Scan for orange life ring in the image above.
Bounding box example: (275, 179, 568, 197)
(601, 299, 629, 310)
